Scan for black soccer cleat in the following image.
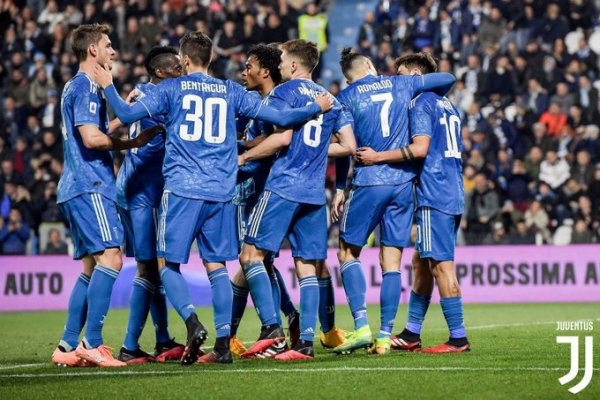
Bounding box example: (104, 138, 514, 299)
(117, 347, 155, 365)
(181, 313, 208, 366)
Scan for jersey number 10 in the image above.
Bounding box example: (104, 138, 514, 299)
(179, 94, 227, 144)
(440, 112, 461, 159)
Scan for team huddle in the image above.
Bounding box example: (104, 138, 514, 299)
(51, 23, 469, 368)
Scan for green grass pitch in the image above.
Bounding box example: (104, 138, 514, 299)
(1, 303, 599, 399)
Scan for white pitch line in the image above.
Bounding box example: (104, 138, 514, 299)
(2, 318, 598, 373)
(2, 366, 600, 379)
(0, 364, 45, 371)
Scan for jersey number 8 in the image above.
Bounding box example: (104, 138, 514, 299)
(179, 94, 227, 144)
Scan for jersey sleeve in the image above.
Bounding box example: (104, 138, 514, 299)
(404, 73, 456, 98)
(136, 83, 170, 120)
(73, 86, 101, 127)
(335, 103, 353, 132)
(409, 95, 434, 138)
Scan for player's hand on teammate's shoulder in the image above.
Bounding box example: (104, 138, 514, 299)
(315, 92, 334, 113)
(125, 88, 141, 104)
(355, 146, 379, 165)
(93, 63, 113, 88)
(238, 154, 246, 167)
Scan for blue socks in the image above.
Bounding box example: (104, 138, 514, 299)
(150, 283, 172, 344)
(244, 262, 278, 326)
(440, 296, 466, 339)
(318, 276, 335, 333)
(208, 267, 232, 338)
(299, 276, 319, 343)
(379, 271, 401, 339)
(269, 269, 282, 326)
(61, 273, 90, 349)
(160, 262, 195, 321)
(341, 260, 368, 330)
(405, 290, 432, 335)
(123, 277, 154, 351)
(230, 281, 249, 336)
(273, 267, 296, 317)
(84, 265, 118, 348)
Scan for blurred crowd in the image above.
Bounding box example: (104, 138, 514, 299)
(0, 0, 598, 254)
(351, 0, 600, 246)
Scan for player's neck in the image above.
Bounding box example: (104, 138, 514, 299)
(187, 65, 209, 75)
(78, 60, 97, 83)
(259, 81, 275, 97)
(291, 71, 312, 81)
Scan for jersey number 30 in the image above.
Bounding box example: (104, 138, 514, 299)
(179, 94, 227, 144)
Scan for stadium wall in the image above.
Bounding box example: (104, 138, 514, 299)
(1, 245, 599, 312)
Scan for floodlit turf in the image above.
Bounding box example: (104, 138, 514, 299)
(0, 303, 599, 399)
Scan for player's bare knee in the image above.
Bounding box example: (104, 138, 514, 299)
(231, 268, 247, 287)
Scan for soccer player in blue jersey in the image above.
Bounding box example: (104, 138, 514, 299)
(230, 45, 348, 358)
(331, 48, 456, 355)
(51, 24, 164, 368)
(93, 32, 332, 365)
(357, 53, 470, 353)
(115, 46, 186, 365)
(228, 44, 300, 357)
(238, 39, 355, 361)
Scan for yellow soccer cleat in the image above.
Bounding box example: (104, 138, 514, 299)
(333, 325, 373, 355)
(368, 337, 392, 355)
(229, 335, 248, 357)
(320, 327, 349, 349)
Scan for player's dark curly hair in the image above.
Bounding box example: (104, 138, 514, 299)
(248, 44, 282, 85)
(179, 31, 212, 66)
(144, 46, 179, 79)
(395, 52, 438, 74)
(339, 47, 366, 78)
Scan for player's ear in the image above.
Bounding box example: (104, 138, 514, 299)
(89, 43, 97, 58)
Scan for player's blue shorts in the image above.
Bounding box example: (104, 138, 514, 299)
(118, 205, 158, 261)
(59, 193, 124, 260)
(244, 190, 327, 260)
(157, 191, 238, 264)
(340, 182, 414, 248)
(416, 206, 461, 261)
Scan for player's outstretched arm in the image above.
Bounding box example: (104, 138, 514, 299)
(356, 135, 431, 166)
(93, 64, 151, 124)
(253, 93, 333, 127)
(418, 73, 456, 96)
(239, 129, 293, 166)
(328, 125, 356, 158)
(79, 124, 164, 151)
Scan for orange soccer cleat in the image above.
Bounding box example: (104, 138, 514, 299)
(422, 342, 471, 354)
(51, 347, 91, 367)
(75, 343, 127, 367)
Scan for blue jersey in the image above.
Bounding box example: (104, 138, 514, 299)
(116, 82, 165, 209)
(137, 72, 268, 202)
(410, 92, 464, 215)
(337, 74, 427, 186)
(57, 72, 115, 203)
(266, 79, 350, 205)
(236, 109, 274, 205)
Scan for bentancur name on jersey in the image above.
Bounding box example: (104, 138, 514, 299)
(180, 80, 227, 93)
